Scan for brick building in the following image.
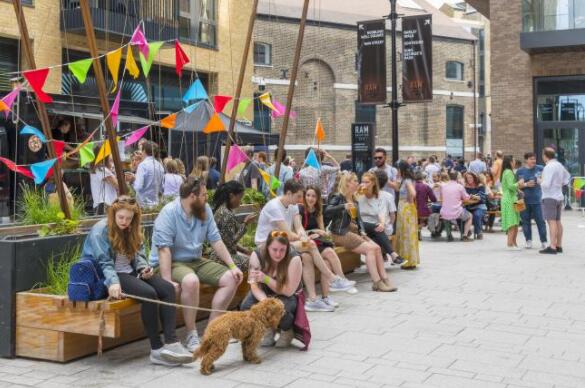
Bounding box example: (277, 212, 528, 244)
(466, 0, 585, 176)
(252, 0, 484, 162)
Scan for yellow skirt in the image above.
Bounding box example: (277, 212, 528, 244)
(396, 200, 420, 268)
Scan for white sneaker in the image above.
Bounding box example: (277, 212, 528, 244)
(384, 260, 394, 269)
(525, 241, 532, 249)
(183, 330, 200, 353)
(329, 276, 354, 292)
(160, 342, 194, 364)
(305, 298, 335, 312)
(150, 348, 180, 367)
(322, 296, 339, 308)
(345, 287, 359, 295)
(354, 264, 368, 274)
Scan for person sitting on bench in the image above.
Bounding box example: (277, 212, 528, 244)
(440, 171, 473, 241)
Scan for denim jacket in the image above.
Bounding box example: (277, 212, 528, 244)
(82, 219, 149, 287)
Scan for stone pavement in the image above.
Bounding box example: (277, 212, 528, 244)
(2, 213, 585, 388)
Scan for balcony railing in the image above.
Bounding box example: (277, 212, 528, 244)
(60, 0, 179, 41)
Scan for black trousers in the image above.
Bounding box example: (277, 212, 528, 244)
(117, 273, 177, 349)
(240, 289, 297, 331)
(363, 222, 394, 257)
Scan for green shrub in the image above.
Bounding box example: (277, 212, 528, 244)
(242, 189, 266, 207)
(41, 244, 82, 295)
(18, 184, 84, 226)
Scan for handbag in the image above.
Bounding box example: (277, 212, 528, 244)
(514, 198, 526, 213)
(293, 290, 311, 351)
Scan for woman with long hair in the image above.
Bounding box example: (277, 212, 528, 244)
(83, 196, 191, 366)
(190, 155, 210, 187)
(240, 231, 303, 348)
(464, 172, 487, 240)
(162, 159, 185, 199)
(396, 161, 420, 269)
(483, 171, 501, 232)
(324, 172, 397, 292)
(501, 155, 522, 249)
(299, 185, 356, 307)
(209, 181, 257, 271)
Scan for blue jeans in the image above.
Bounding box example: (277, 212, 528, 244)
(470, 208, 486, 235)
(520, 203, 547, 243)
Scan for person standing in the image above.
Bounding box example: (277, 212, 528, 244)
(424, 156, 441, 183)
(369, 147, 399, 195)
(491, 150, 504, 187)
(207, 157, 220, 190)
(539, 147, 571, 254)
(501, 155, 522, 250)
(396, 161, 421, 268)
(468, 153, 487, 175)
(90, 151, 118, 215)
(126, 141, 164, 208)
(299, 148, 340, 198)
(516, 152, 547, 249)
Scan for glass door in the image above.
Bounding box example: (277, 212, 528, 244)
(541, 128, 582, 175)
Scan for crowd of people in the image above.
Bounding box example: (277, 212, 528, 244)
(80, 142, 572, 366)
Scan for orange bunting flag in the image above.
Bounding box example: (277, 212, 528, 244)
(202, 112, 225, 134)
(315, 118, 325, 143)
(160, 113, 177, 129)
(0, 101, 9, 112)
(125, 46, 140, 79)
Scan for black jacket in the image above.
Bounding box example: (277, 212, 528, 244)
(324, 193, 364, 235)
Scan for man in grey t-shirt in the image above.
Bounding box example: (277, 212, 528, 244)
(369, 147, 398, 195)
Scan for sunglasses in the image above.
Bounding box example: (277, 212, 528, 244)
(113, 196, 137, 205)
(374, 156, 384, 160)
(270, 231, 288, 238)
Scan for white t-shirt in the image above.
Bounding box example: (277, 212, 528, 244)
(357, 195, 386, 225)
(370, 164, 398, 194)
(425, 163, 441, 183)
(162, 173, 184, 197)
(255, 197, 299, 245)
(379, 190, 396, 236)
(90, 167, 117, 208)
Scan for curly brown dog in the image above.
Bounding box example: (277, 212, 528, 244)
(193, 298, 285, 375)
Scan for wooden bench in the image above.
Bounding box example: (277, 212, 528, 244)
(15, 248, 361, 362)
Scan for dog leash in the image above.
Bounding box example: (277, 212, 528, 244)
(120, 292, 231, 313)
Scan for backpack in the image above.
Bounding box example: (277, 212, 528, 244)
(67, 258, 107, 302)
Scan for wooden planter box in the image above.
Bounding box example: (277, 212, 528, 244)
(15, 280, 250, 363)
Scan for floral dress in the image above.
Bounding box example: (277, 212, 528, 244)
(500, 169, 520, 232)
(396, 178, 420, 268)
(208, 204, 250, 271)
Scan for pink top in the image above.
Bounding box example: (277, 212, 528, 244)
(440, 181, 470, 220)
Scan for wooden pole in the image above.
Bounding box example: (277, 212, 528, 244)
(12, 0, 72, 219)
(79, 0, 127, 195)
(220, 0, 260, 184)
(274, 0, 310, 178)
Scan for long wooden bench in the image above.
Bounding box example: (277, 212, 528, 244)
(15, 247, 361, 362)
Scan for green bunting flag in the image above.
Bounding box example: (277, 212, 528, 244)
(68, 58, 93, 84)
(139, 41, 165, 77)
(270, 176, 282, 191)
(237, 98, 252, 117)
(79, 142, 95, 167)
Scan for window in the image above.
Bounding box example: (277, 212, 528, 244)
(446, 105, 464, 139)
(254, 42, 272, 66)
(254, 92, 271, 132)
(0, 38, 19, 92)
(179, 0, 217, 48)
(445, 61, 464, 81)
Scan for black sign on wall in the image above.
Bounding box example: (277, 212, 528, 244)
(357, 20, 387, 105)
(351, 123, 376, 179)
(402, 14, 433, 102)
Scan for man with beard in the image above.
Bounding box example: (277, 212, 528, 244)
(150, 177, 244, 352)
(369, 147, 399, 195)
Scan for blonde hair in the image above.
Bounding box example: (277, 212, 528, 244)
(165, 159, 179, 174)
(338, 172, 358, 199)
(175, 159, 186, 176)
(190, 156, 210, 180)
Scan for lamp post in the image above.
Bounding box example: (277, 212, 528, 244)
(389, 0, 400, 164)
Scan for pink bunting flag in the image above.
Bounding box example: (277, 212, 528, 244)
(110, 90, 121, 127)
(226, 144, 249, 172)
(272, 99, 297, 119)
(23, 68, 53, 104)
(1, 86, 21, 119)
(214, 95, 232, 113)
(130, 24, 149, 59)
(125, 126, 149, 147)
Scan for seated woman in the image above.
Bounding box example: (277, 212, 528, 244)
(464, 172, 487, 240)
(299, 185, 357, 308)
(85, 196, 192, 366)
(325, 172, 397, 292)
(357, 172, 404, 265)
(414, 171, 437, 239)
(241, 231, 303, 348)
(210, 181, 256, 271)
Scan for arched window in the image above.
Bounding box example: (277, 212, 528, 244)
(445, 61, 464, 81)
(254, 42, 272, 66)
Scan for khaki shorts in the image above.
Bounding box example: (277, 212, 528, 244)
(163, 259, 228, 287)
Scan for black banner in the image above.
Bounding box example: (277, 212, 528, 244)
(357, 20, 387, 104)
(402, 14, 433, 102)
(351, 123, 376, 179)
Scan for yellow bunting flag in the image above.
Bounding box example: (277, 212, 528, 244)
(94, 140, 111, 165)
(160, 113, 177, 129)
(315, 118, 325, 143)
(259, 169, 271, 185)
(125, 46, 140, 79)
(107, 48, 123, 93)
(202, 112, 225, 134)
(259, 92, 279, 113)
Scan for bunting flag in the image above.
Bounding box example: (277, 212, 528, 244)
(160, 113, 177, 129)
(139, 41, 164, 77)
(53, 140, 66, 159)
(259, 169, 271, 186)
(94, 140, 112, 165)
(110, 90, 121, 128)
(304, 148, 321, 169)
(270, 176, 282, 191)
(226, 144, 248, 171)
(183, 79, 208, 103)
(79, 142, 95, 167)
(31, 159, 57, 184)
(315, 118, 325, 143)
(237, 98, 252, 117)
(0, 157, 33, 179)
(1, 86, 21, 119)
(202, 112, 225, 134)
(213, 95, 232, 113)
(125, 126, 149, 147)
(125, 46, 140, 79)
(106, 48, 123, 93)
(175, 40, 190, 77)
(184, 102, 200, 113)
(130, 24, 149, 58)
(23, 68, 53, 103)
(68, 58, 93, 84)
(259, 92, 279, 113)
(20, 125, 47, 143)
(272, 99, 297, 119)
(574, 177, 585, 191)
